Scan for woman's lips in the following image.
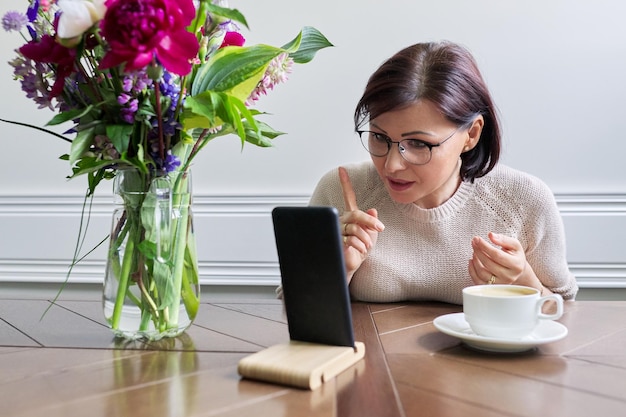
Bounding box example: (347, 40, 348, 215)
(387, 177, 414, 192)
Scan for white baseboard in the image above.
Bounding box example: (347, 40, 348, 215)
(1, 193, 625, 288)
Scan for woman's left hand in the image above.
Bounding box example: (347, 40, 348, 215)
(468, 232, 528, 286)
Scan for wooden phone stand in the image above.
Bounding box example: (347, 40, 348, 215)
(238, 340, 365, 390)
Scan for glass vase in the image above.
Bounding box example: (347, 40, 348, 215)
(103, 168, 200, 340)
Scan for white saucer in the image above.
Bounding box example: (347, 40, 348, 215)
(433, 313, 568, 353)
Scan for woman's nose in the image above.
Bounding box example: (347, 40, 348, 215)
(384, 143, 407, 172)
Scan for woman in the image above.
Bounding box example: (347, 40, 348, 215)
(310, 41, 578, 304)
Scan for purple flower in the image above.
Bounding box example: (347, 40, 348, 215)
(26, 0, 40, 22)
(9, 56, 55, 110)
(120, 98, 138, 124)
(160, 71, 182, 113)
(117, 71, 153, 124)
(122, 78, 134, 93)
(117, 93, 130, 105)
(122, 71, 153, 94)
(163, 151, 181, 172)
(2, 11, 28, 32)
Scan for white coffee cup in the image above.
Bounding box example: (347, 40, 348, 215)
(462, 284, 564, 339)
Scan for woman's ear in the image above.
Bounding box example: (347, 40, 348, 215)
(463, 115, 484, 152)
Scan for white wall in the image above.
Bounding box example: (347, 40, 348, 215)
(1, 0, 625, 290)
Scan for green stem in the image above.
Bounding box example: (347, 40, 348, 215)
(0, 118, 72, 143)
(110, 225, 138, 329)
(167, 193, 190, 327)
(109, 210, 142, 311)
(125, 286, 142, 307)
(137, 272, 159, 331)
(139, 306, 153, 332)
(153, 67, 165, 162)
(162, 307, 170, 332)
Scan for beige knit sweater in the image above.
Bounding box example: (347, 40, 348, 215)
(309, 161, 578, 304)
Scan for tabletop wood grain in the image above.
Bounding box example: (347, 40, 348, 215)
(1, 297, 625, 417)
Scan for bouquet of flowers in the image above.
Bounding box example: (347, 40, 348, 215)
(2, 0, 331, 339)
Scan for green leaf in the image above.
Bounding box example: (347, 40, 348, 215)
(139, 188, 179, 310)
(281, 31, 303, 55)
(243, 120, 285, 147)
(67, 157, 113, 177)
(223, 95, 246, 141)
(134, 144, 148, 171)
(153, 261, 176, 309)
(65, 158, 117, 195)
(205, 3, 249, 29)
(191, 44, 283, 98)
(181, 243, 200, 319)
(46, 106, 94, 126)
(87, 168, 113, 196)
(171, 137, 194, 164)
(182, 92, 223, 130)
(182, 91, 260, 147)
(221, 94, 260, 146)
(69, 127, 96, 165)
(138, 240, 158, 261)
(284, 26, 334, 64)
(106, 124, 134, 155)
(136, 95, 157, 122)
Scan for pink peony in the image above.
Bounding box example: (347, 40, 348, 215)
(98, 0, 199, 76)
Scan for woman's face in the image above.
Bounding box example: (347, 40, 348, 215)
(369, 100, 481, 209)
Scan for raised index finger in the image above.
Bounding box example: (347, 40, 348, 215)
(338, 167, 358, 211)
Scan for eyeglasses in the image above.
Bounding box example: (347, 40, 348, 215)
(357, 125, 463, 165)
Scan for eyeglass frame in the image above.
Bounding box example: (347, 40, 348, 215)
(356, 124, 466, 165)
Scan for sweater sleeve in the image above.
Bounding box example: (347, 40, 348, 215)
(517, 176, 579, 300)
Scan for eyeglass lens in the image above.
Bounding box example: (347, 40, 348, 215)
(360, 131, 433, 165)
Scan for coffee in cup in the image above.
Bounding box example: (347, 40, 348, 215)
(462, 284, 564, 339)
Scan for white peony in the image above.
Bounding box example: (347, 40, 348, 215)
(57, 0, 107, 41)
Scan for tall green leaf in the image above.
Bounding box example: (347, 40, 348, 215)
(283, 27, 334, 64)
(191, 44, 283, 98)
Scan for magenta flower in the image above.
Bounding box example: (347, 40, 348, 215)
(220, 31, 245, 48)
(98, 0, 199, 76)
(19, 34, 77, 98)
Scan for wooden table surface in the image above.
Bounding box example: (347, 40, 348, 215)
(1, 297, 625, 417)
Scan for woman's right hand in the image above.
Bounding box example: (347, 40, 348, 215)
(338, 167, 385, 281)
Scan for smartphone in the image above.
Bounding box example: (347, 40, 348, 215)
(272, 206, 355, 347)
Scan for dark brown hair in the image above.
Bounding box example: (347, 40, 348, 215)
(354, 41, 500, 181)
